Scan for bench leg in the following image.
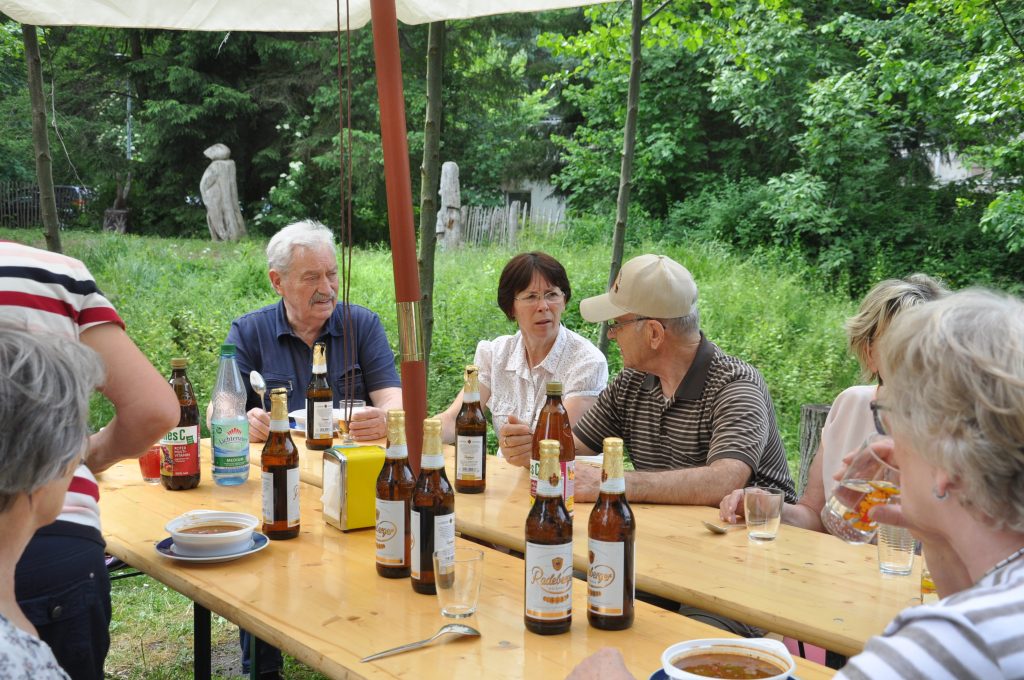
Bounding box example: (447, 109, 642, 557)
(194, 603, 211, 680)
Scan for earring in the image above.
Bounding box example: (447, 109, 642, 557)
(933, 487, 948, 500)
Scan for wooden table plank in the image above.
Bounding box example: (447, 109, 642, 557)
(234, 438, 919, 657)
(99, 453, 832, 679)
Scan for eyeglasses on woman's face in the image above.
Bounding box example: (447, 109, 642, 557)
(514, 289, 564, 306)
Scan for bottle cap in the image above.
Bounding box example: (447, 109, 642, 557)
(423, 418, 441, 434)
(220, 343, 236, 355)
(171, 357, 188, 369)
(270, 387, 288, 397)
(602, 437, 624, 455)
(545, 381, 563, 396)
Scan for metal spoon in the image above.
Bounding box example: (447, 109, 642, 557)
(702, 519, 742, 534)
(250, 371, 267, 411)
(360, 623, 480, 662)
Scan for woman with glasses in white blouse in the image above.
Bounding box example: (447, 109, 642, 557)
(439, 252, 607, 466)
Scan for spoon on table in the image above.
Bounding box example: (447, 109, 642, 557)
(702, 520, 743, 534)
(250, 371, 267, 412)
(360, 623, 481, 662)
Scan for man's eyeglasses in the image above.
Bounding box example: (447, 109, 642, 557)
(514, 290, 564, 305)
(606, 316, 655, 331)
(869, 400, 888, 436)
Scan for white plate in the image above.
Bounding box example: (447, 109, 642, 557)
(155, 532, 269, 563)
(576, 454, 604, 466)
(289, 408, 364, 435)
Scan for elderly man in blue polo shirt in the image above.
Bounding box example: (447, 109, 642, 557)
(222, 220, 402, 678)
(224, 220, 402, 444)
(572, 254, 795, 506)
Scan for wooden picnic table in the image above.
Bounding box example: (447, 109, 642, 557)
(97, 450, 833, 679)
(252, 436, 921, 658)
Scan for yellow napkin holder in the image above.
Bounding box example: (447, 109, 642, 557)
(321, 444, 384, 531)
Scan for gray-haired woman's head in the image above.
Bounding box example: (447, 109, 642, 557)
(878, 289, 1024, 531)
(0, 328, 104, 512)
(845, 273, 949, 382)
(266, 220, 336, 274)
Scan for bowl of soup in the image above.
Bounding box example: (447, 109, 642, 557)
(661, 638, 795, 680)
(165, 510, 259, 557)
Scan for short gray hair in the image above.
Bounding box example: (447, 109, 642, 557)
(266, 220, 336, 273)
(662, 305, 701, 337)
(0, 328, 104, 512)
(878, 289, 1024, 531)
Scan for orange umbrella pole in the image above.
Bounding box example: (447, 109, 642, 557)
(370, 0, 426, 473)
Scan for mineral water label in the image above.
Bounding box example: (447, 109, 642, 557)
(434, 512, 456, 570)
(525, 541, 573, 620)
(375, 499, 406, 566)
(411, 509, 422, 578)
(311, 400, 333, 439)
(261, 467, 299, 527)
(212, 419, 249, 468)
(561, 460, 575, 515)
(160, 425, 199, 476)
(456, 435, 485, 479)
(385, 443, 408, 460)
(588, 538, 626, 615)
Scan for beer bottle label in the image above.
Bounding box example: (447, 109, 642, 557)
(434, 512, 456, 571)
(561, 460, 575, 515)
(529, 458, 540, 506)
(410, 509, 422, 579)
(587, 538, 628, 615)
(385, 443, 408, 460)
(456, 435, 485, 480)
(375, 499, 406, 567)
(261, 467, 299, 527)
(311, 400, 333, 439)
(160, 425, 199, 476)
(525, 541, 573, 622)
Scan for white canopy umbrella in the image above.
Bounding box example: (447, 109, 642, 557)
(1, 0, 610, 466)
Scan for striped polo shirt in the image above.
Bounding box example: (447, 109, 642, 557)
(574, 333, 795, 502)
(837, 554, 1024, 678)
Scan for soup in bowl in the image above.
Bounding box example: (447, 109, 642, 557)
(661, 638, 795, 680)
(166, 510, 259, 557)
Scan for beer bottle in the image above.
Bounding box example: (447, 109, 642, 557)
(531, 381, 575, 515)
(376, 410, 415, 578)
(261, 387, 299, 540)
(587, 437, 635, 630)
(411, 418, 456, 594)
(306, 342, 334, 450)
(455, 364, 487, 494)
(525, 440, 573, 635)
(160, 357, 200, 490)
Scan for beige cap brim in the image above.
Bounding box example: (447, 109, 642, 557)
(580, 293, 628, 323)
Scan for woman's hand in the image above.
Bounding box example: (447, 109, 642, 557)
(719, 488, 745, 524)
(499, 415, 533, 467)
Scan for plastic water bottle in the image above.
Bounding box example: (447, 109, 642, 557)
(211, 343, 250, 486)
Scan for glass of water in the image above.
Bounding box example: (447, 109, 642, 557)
(744, 487, 784, 542)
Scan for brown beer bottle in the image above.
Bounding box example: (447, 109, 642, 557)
(411, 418, 455, 594)
(375, 410, 415, 578)
(159, 358, 201, 490)
(262, 387, 299, 540)
(455, 364, 487, 494)
(587, 437, 635, 630)
(306, 342, 333, 450)
(525, 440, 573, 635)
(531, 381, 575, 515)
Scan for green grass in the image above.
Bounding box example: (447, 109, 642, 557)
(3, 224, 860, 677)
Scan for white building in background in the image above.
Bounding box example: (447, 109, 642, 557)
(929, 150, 988, 185)
(501, 178, 565, 227)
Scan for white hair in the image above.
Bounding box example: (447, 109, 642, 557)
(266, 220, 336, 273)
(878, 289, 1024, 531)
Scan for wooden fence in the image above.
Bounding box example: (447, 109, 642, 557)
(460, 200, 565, 248)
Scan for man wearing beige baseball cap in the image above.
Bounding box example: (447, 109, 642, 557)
(572, 254, 795, 506)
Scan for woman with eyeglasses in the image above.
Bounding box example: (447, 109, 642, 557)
(438, 252, 607, 465)
(719, 273, 948, 532)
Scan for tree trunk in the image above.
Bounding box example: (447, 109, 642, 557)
(417, 21, 445, 371)
(599, 0, 643, 355)
(23, 24, 61, 253)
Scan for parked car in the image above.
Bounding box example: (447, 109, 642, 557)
(0, 184, 94, 228)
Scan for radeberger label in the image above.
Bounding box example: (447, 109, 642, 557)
(375, 499, 406, 567)
(587, 538, 630, 615)
(525, 541, 573, 621)
(160, 425, 200, 476)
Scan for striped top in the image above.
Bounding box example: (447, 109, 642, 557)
(574, 334, 795, 502)
(837, 553, 1024, 679)
(0, 241, 124, 532)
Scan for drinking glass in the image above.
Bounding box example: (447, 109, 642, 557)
(336, 399, 367, 443)
(744, 487, 784, 542)
(876, 524, 916, 575)
(432, 547, 484, 618)
(820, 435, 900, 544)
(138, 444, 162, 484)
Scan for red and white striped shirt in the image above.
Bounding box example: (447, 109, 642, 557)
(0, 241, 124, 531)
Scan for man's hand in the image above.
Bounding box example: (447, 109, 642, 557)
(349, 406, 387, 441)
(565, 648, 634, 680)
(499, 415, 533, 468)
(719, 488, 745, 524)
(573, 462, 601, 502)
(248, 407, 270, 443)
